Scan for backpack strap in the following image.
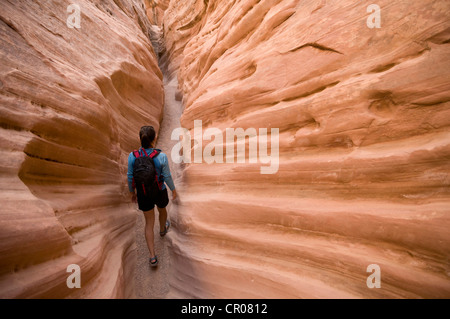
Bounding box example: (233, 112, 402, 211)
(134, 148, 159, 158)
(133, 150, 141, 158)
(149, 149, 160, 159)
(133, 148, 151, 158)
(149, 150, 164, 189)
(141, 148, 149, 157)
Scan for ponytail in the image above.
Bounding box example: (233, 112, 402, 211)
(141, 134, 151, 148)
(139, 126, 156, 149)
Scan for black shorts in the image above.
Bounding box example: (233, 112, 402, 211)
(137, 188, 169, 211)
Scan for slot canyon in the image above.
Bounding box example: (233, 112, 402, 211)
(0, 0, 449, 298)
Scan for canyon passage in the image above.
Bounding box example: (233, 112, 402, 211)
(0, 0, 449, 298)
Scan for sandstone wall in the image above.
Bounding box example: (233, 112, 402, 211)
(144, 0, 170, 26)
(0, 0, 163, 298)
(162, 0, 450, 298)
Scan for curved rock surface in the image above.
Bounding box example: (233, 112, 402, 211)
(144, 0, 170, 26)
(1, 0, 449, 299)
(0, 0, 163, 298)
(160, 0, 450, 298)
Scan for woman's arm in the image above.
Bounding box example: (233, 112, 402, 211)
(160, 153, 177, 199)
(127, 152, 137, 202)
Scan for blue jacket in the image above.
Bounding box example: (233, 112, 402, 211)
(127, 148, 175, 192)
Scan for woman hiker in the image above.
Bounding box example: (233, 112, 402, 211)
(127, 126, 177, 267)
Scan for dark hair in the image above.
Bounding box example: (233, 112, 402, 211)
(139, 126, 156, 149)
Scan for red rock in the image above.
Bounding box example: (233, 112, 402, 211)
(0, 0, 163, 298)
(161, 0, 450, 298)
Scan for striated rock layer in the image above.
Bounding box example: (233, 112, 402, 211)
(144, 0, 170, 26)
(161, 0, 450, 298)
(0, 0, 163, 298)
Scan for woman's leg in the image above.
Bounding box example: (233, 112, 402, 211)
(143, 209, 156, 258)
(156, 189, 170, 233)
(157, 206, 168, 233)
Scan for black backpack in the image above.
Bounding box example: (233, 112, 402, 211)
(133, 148, 162, 198)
